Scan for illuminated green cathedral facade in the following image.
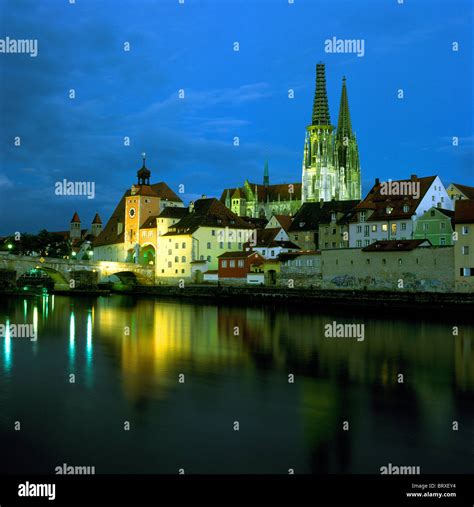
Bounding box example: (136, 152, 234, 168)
(302, 63, 361, 203)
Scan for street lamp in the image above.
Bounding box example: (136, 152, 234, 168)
(7, 244, 13, 250)
(88, 250, 93, 258)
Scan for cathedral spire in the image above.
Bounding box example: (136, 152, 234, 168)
(263, 161, 269, 187)
(336, 76, 353, 139)
(312, 63, 331, 126)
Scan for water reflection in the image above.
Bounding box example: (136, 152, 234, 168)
(0, 294, 472, 474)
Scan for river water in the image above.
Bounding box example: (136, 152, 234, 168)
(0, 294, 473, 474)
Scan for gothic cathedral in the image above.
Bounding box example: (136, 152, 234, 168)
(302, 63, 361, 203)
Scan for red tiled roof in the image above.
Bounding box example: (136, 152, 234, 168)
(454, 199, 474, 223)
(273, 214, 293, 232)
(92, 213, 102, 224)
(220, 182, 302, 203)
(362, 239, 432, 252)
(351, 176, 436, 222)
(163, 198, 254, 236)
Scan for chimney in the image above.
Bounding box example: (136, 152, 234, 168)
(375, 178, 380, 185)
(410, 174, 417, 181)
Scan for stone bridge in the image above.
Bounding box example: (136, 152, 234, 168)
(0, 253, 155, 290)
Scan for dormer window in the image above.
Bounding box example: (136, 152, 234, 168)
(331, 212, 336, 222)
(386, 207, 393, 215)
(403, 204, 410, 213)
(360, 212, 366, 222)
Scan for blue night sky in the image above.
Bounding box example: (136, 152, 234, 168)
(0, 0, 472, 234)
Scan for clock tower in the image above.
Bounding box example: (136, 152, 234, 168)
(124, 154, 161, 258)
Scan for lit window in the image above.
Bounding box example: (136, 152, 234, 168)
(372, 225, 377, 232)
(382, 224, 388, 232)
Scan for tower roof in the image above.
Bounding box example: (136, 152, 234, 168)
(312, 63, 331, 126)
(92, 213, 102, 225)
(263, 161, 269, 186)
(336, 76, 353, 139)
(70, 212, 81, 223)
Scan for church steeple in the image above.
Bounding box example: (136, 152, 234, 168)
(312, 63, 331, 126)
(137, 152, 151, 185)
(336, 77, 353, 140)
(263, 161, 269, 187)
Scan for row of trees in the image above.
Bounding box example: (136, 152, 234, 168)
(3, 230, 72, 258)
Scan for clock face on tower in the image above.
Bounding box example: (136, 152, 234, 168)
(129, 207, 136, 218)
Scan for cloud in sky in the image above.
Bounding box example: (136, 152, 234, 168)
(0, 0, 472, 234)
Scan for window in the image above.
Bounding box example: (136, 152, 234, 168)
(364, 225, 369, 237)
(440, 237, 446, 245)
(271, 250, 275, 256)
(181, 256, 186, 262)
(360, 212, 366, 222)
(440, 222, 446, 230)
(372, 225, 377, 232)
(182, 242, 186, 248)
(175, 256, 179, 262)
(168, 249, 172, 255)
(430, 210, 435, 217)
(222, 260, 227, 268)
(238, 259, 244, 267)
(366, 259, 370, 265)
(339, 242, 344, 248)
(200, 255, 204, 260)
(423, 223, 429, 231)
(294, 235, 299, 241)
(295, 260, 302, 267)
(391, 223, 397, 235)
(462, 226, 469, 235)
(230, 260, 235, 267)
(307, 259, 314, 267)
(228, 242, 232, 248)
(331, 212, 336, 222)
(462, 246, 469, 255)
(182, 269, 185, 274)
(175, 243, 178, 249)
(332, 242, 336, 248)
(398, 258, 402, 265)
(207, 256, 211, 262)
(332, 228, 336, 235)
(382, 259, 386, 265)
(356, 225, 362, 233)
(219, 242, 224, 249)
(461, 268, 474, 277)
(238, 243, 242, 249)
(207, 242, 211, 249)
(403, 204, 410, 213)
(432, 195, 435, 201)
(364, 240, 370, 246)
(324, 242, 329, 248)
(401, 223, 406, 231)
(382, 224, 388, 232)
(356, 240, 362, 247)
(167, 261, 171, 268)
(262, 250, 266, 255)
(212, 230, 216, 236)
